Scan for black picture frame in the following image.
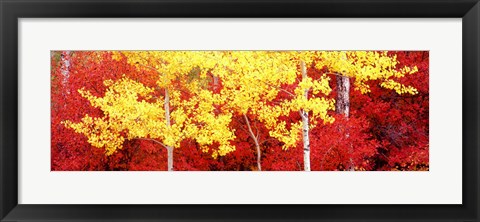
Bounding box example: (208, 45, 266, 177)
(1, 0, 479, 221)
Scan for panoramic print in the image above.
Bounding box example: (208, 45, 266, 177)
(51, 51, 429, 171)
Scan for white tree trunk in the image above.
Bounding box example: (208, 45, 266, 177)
(167, 146, 173, 171)
(164, 88, 174, 171)
(301, 110, 310, 171)
(300, 61, 311, 172)
(60, 51, 71, 92)
(244, 114, 262, 171)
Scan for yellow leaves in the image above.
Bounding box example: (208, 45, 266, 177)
(119, 51, 224, 83)
(355, 82, 372, 94)
(314, 51, 419, 96)
(111, 52, 123, 61)
(216, 143, 236, 157)
(188, 90, 236, 157)
(66, 73, 237, 157)
(348, 51, 419, 95)
(268, 121, 302, 150)
(307, 97, 336, 122)
(400, 65, 419, 76)
(312, 76, 332, 95)
(380, 80, 419, 95)
(264, 93, 335, 150)
(294, 75, 332, 97)
(295, 77, 314, 95)
(62, 115, 125, 155)
(283, 94, 334, 118)
(65, 50, 421, 158)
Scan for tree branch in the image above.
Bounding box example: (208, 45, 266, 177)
(134, 138, 168, 150)
(324, 72, 348, 77)
(244, 114, 258, 142)
(136, 62, 164, 76)
(257, 79, 296, 98)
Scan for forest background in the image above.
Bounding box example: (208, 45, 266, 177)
(51, 51, 429, 171)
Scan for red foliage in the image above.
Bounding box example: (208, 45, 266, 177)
(51, 51, 429, 171)
(51, 52, 163, 170)
(352, 51, 429, 170)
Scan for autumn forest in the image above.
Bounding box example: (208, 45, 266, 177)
(51, 51, 429, 171)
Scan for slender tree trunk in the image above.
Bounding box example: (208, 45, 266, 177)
(244, 114, 262, 171)
(300, 61, 311, 172)
(336, 75, 354, 171)
(213, 75, 219, 94)
(166, 146, 173, 171)
(336, 75, 350, 118)
(212, 75, 220, 115)
(164, 88, 174, 171)
(60, 51, 71, 93)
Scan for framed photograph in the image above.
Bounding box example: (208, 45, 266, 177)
(1, 0, 479, 221)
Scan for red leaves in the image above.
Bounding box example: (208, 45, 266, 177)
(309, 114, 378, 171)
(352, 51, 429, 170)
(51, 51, 429, 171)
(51, 51, 161, 171)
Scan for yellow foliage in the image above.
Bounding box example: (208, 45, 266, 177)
(315, 51, 419, 95)
(65, 50, 419, 156)
(64, 75, 236, 157)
